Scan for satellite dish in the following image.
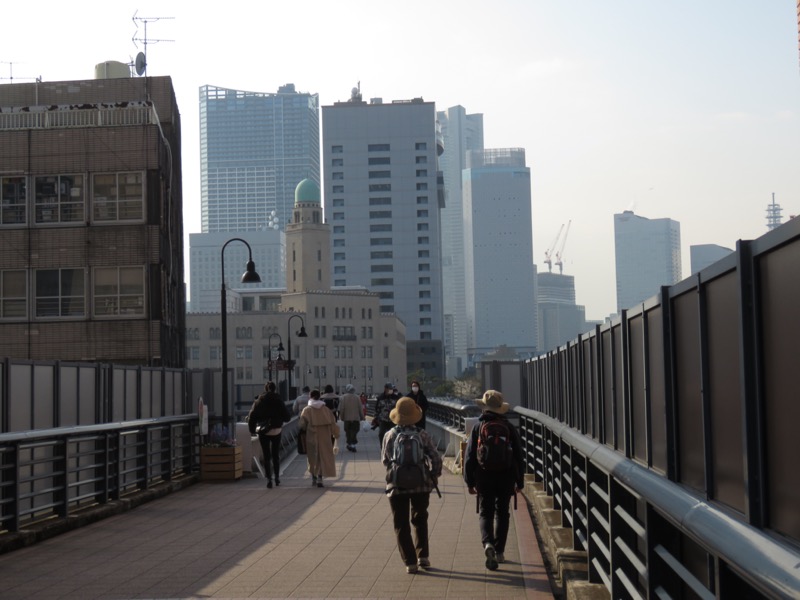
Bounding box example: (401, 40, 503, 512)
(134, 52, 146, 76)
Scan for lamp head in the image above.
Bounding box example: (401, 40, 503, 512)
(297, 326, 308, 338)
(277, 342, 285, 352)
(240, 260, 261, 283)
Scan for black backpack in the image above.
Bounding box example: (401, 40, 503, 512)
(387, 427, 427, 489)
(476, 419, 514, 472)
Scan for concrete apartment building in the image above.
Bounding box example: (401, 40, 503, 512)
(321, 89, 444, 381)
(186, 180, 406, 398)
(0, 74, 185, 366)
(614, 210, 682, 312)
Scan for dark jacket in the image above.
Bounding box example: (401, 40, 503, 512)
(463, 412, 524, 493)
(406, 388, 428, 428)
(247, 391, 291, 435)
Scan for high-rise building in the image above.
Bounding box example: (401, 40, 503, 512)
(614, 210, 681, 312)
(437, 106, 484, 377)
(537, 272, 587, 351)
(0, 75, 184, 366)
(463, 148, 537, 364)
(690, 244, 732, 274)
(199, 83, 320, 234)
(321, 91, 444, 380)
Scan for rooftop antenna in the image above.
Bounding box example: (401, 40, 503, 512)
(131, 10, 175, 76)
(766, 193, 783, 231)
(0, 61, 40, 83)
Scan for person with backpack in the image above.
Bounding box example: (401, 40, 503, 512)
(381, 396, 442, 574)
(247, 381, 291, 489)
(463, 390, 524, 570)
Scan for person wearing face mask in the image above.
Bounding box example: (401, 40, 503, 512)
(406, 380, 428, 430)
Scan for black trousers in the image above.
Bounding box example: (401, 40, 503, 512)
(478, 487, 512, 553)
(388, 492, 430, 566)
(258, 433, 281, 480)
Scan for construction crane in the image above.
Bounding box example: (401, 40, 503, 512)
(554, 220, 571, 274)
(543, 224, 564, 273)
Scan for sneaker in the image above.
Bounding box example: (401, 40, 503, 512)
(406, 564, 419, 574)
(317, 477, 324, 488)
(275, 479, 280, 487)
(266, 480, 273, 489)
(484, 543, 499, 571)
(311, 476, 318, 486)
(496, 552, 505, 563)
(418, 557, 431, 569)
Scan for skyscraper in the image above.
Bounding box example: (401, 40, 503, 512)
(321, 91, 444, 379)
(690, 244, 732, 274)
(537, 272, 587, 352)
(463, 148, 537, 364)
(614, 210, 682, 312)
(437, 106, 484, 377)
(199, 83, 320, 233)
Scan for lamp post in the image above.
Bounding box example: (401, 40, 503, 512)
(318, 366, 326, 392)
(286, 314, 307, 400)
(305, 366, 311, 387)
(220, 238, 261, 434)
(268, 333, 284, 383)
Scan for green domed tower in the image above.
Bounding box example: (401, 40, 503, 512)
(285, 179, 330, 293)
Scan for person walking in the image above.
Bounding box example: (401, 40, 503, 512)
(463, 390, 524, 570)
(406, 380, 429, 429)
(381, 397, 442, 574)
(292, 385, 311, 415)
(299, 389, 340, 488)
(339, 384, 364, 451)
(359, 392, 368, 418)
(372, 382, 400, 443)
(320, 384, 340, 420)
(247, 381, 291, 489)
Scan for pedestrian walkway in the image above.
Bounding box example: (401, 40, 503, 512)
(0, 423, 553, 599)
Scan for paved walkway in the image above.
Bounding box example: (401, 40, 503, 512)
(0, 423, 553, 599)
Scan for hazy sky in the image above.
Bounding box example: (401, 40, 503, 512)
(3, 1, 799, 319)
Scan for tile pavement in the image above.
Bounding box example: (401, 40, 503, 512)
(0, 423, 553, 599)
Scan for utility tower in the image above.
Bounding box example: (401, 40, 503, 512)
(766, 193, 783, 231)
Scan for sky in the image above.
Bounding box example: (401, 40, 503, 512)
(3, 1, 799, 320)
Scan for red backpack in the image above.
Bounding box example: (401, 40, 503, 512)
(476, 419, 514, 472)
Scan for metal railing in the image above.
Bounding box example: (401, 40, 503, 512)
(426, 397, 482, 433)
(0, 416, 196, 533)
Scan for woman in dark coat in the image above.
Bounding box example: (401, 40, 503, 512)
(406, 380, 429, 429)
(248, 381, 291, 488)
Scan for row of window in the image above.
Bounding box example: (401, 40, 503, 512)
(0, 267, 144, 320)
(330, 143, 427, 153)
(186, 344, 378, 364)
(1, 172, 144, 226)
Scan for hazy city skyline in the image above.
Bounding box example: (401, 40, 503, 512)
(3, 1, 799, 320)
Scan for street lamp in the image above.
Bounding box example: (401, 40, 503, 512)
(220, 238, 261, 434)
(318, 366, 326, 391)
(268, 333, 284, 383)
(286, 314, 307, 400)
(305, 366, 312, 387)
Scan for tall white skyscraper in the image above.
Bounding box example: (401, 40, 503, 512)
(437, 106, 484, 377)
(463, 148, 537, 364)
(321, 91, 445, 379)
(199, 83, 320, 233)
(614, 211, 682, 312)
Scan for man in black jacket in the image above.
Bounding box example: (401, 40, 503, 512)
(248, 381, 291, 488)
(463, 390, 524, 570)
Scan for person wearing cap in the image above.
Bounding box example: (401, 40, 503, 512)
(406, 380, 429, 429)
(339, 383, 364, 452)
(463, 390, 524, 570)
(381, 396, 442, 574)
(372, 382, 400, 443)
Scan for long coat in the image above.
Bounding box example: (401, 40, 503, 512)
(299, 403, 340, 477)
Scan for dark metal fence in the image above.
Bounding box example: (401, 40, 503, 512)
(0, 416, 196, 533)
(481, 217, 800, 598)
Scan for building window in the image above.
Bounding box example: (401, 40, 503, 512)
(210, 327, 221, 339)
(417, 210, 428, 218)
(333, 225, 345, 234)
(1, 176, 26, 225)
(420, 332, 432, 340)
(331, 158, 343, 167)
(35, 175, 84, 224)
(334, 252, 346, 261)
(332, 185, 344, 193)
(381, 305, 394, 313)
(333, 212, 345, 220)
(0, 270, 26, 318)
(416, 183, 427, 191)
(210, 346, 219, 360)
(416, 169, 427, 177)
(416, 196, 428, 204)
(371, 251, 393, 259)
(35, 268, 85, 318)
(93, 266, 145, 318)
(333, 239, 345, 247)
(369, 171, 391, 179)
(418, 250, 429, 258)
(368, 143, 390, 151)
(418, 236, 429, 244)
(369, 184, 391, 192)
(371, 278, 393, 286)
(332, 198, 344, 207)
(417, 223, 429, 231)
(420, 304, 432, 312)
(369, 211, 392, 219)
(420, 318, 432, 326)
(415, 142, 427, 150)
(368, 157, 391, 165)
(332, 172, 344, 180)
(370, 224, 392, 232)
(418, 277, 430, 285)
(331, 145, 343, 153)
(334, 279, 346, 286)
(371, 264, 393, 272)
(370, 238, 392, 246)
(419, 263, 431, 272)
(369, 197, 391, 206)
(92, 172, 144, 222)
(378, 291, 394, 299)
(415, 156, 427, 164)
(419, 290, 431, 298)
(334, 266, 346, 274)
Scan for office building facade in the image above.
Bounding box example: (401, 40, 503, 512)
(690, 243, 732, 275)
(0, 76, 184, 366)
(437, 105, 484, 377)
(321, 92, 444, 380)
(463, 148, 537, 364)
(537, 272, 587, 352)
(199, 83, 319, 233)
(614, 210, 682, 312)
